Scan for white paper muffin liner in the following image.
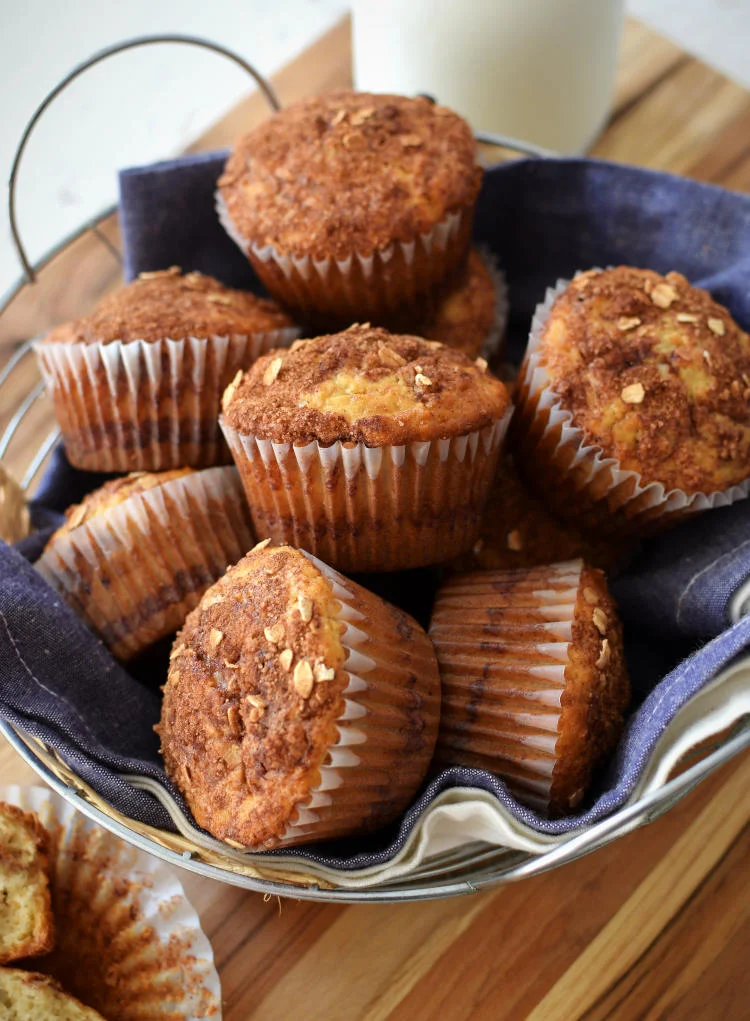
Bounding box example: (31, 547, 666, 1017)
(221, 410, 512, 573)
(217, 191, 472, 326)
(515, 277, 750, 534)
(34, 327, 299, 472)
(430, 560, 584, 814)
(273, 551, 441, 847)
(0, 784, 221, 1020)
(36, 466, 255, 660)
(0, 462, 30, 544)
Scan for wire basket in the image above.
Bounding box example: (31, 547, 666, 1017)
(1, 35, 749, 903)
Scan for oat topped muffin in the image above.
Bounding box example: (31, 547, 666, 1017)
(46, 267, 294, 345)
(219, 91, 481, 260)
(158, 542, 441, 848)
(534, 267, 750, 494)
(221, 325, 509, 447)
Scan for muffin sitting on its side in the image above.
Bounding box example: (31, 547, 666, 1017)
(218, 90, 482, 330)
(36, 467, 254, 660)
(514, 267, 750, 535)
(430, 560, 630, 816)
(33, 268, 298, 471)
(220, 325, 512, 573)
(158, 542, 441, 849)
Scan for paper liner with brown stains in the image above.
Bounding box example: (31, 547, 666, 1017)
(0, 462, 30, 544)
(33, 326, 299, 472)
(0, 785, 221, 1021)
(265, 551, 442, 848)
(220, 412, 511, 574)
(36, 467, 254, 661)
(514, 278, 750, 537)
(429, 559, 630, 817)
(217, 191, 473, 331)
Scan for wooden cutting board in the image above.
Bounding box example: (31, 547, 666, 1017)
(2, 16, 749, 1020)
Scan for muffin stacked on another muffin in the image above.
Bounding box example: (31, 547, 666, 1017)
(158, 541, 441, 849)
(218, 90, 483, 330)
(34, 268, 298, 471)
(220, 325, 512, 572)
(514, 267, 750, 535)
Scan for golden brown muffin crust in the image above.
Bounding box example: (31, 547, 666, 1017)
(537, 267, 750, 493)
(48, 469, 194, 541)
(221, 325, 510, 445)
(45, 268, 295, 345)
(421, 249, 497, 357)
(552, 566, 630, 815)
(157, 543, 350, 847)
(219, 90, 482, 259)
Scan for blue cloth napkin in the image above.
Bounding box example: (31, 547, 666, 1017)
(2, 154, 749, 869)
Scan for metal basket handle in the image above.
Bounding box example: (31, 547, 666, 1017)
(8, 34, 281, 285)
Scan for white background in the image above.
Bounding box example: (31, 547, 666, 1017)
(1, 0, 748, 295)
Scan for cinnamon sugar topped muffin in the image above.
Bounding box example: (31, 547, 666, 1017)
(535, 267, 750, 494)
(219, 91, 480, 259)
(157, 541, 440, 848)
(221, 325, 509, 447)
(46, 267, 294, 345)
(218, 91, 482, 328)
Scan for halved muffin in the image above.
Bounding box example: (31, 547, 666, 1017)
(0, 802, 54, 964)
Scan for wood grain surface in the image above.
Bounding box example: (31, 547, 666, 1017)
(1, 17, 749, 1020)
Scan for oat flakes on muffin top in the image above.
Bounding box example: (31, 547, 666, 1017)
(537, 267, 750, 493)
(221, 325, 510, 446)
(218, 90, 481, 260)
(45, 268, 294, 345)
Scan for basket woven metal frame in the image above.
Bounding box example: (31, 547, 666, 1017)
(1, 34, 749, 903)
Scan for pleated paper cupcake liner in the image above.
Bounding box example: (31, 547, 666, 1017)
(0, 462, 30, 544)
(33, 327, 299, 472)
(36, 467, 254, 660)
(274, 552, 441, 847)
(430, 560, 584, 814)
(514, 278, 750, 536)
(221, 411, 512, 573)
(217, 191, 474, 330)
(0, 784, 221, 1020)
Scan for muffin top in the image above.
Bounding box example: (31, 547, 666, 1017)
(44, 268, 295, 346)
(218, 90, 482, 260)
(421, 249, 497, 357)
(157, 542, 350, 847)
(221, 325, 510, 446)
(49, 469, 193, 542)
(536, 267, 750, 493)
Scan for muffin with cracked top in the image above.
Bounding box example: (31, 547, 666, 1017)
(220, 324, 512, 572)
(217, 90, 482, 330)
(514, 267, 750, 535)
(157, 541, 441, 849)
(33, 267, 298, 471)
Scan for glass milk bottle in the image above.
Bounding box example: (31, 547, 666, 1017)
(351, 0, 626, 155)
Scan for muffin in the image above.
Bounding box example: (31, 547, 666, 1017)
(157, 541, 441, 849)
(0, 802, 54, 964)
(36, 467, 254, 660)
(220, 325, 512, 572)
(420, 248, 508, 362)
(0, 463, 30, 544)
(514, 267, 750, 535)
(217, 90, 482, 330)
(0, 969, 105, 1020)
(33, 268, 299, 471)
(453, 454, 632, 573)
(430, 560, 630, 815)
